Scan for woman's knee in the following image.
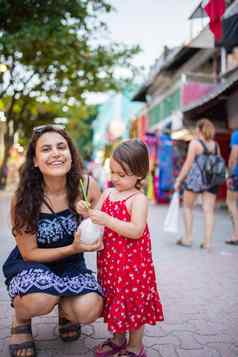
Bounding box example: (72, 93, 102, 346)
(79, 293, 103, 323)
(64, 293, 103, 324)
(14, 293, 59, 318)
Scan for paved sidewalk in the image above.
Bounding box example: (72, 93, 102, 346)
(0, 194, 238, 356)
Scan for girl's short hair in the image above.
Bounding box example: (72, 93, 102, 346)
(197, 118, 215, 140)
(112, 139, 149, 189)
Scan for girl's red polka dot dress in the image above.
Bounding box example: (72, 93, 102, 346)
(97, 194, 164, 333)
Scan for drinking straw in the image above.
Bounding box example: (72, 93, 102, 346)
(79, 179, 90, 209)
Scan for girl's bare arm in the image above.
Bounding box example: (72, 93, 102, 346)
(89, 193, 148, 239)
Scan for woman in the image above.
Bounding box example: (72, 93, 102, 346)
(2, 125, 103, 357)
(225, 129, 238, 245)
(174, 119, 222, 249)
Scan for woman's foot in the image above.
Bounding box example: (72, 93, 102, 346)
(200, 242, 210, 249)
(225, 235, 238, 245)
(9, 319, 36, 357)
(225, 240, 238, 245)
(96, 336, 127, 356)
(176, 238, 192, 247)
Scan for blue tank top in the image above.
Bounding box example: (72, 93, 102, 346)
(37, 209, 86, 271)
(37, 209, 78, 248)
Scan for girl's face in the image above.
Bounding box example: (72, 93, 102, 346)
(34, 132, 72, 177)
(110, 158, 139, 192)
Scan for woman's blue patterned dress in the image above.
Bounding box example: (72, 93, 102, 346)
(2, 209, 102, 300)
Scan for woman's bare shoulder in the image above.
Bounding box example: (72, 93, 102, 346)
(190, 139, 201, 147)
(188, 139, 201, 152)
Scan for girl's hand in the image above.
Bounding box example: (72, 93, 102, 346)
(72, 229, 102, 253)
(76, 200, 90, 218)
(88, 209, 108, 226)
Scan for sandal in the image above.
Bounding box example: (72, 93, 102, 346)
(200, 242, 210, 249)
(225, 239, 238, 245)
(176, 239, 192, 247)
(58, 317, 81, 342)
(96, 338, 127, 357)
(118, 345, 147, 357)
(9, 323, 36, 357)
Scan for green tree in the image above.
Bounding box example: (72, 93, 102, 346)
(0, 0, 140, 187)
(66, 104, 98, 161)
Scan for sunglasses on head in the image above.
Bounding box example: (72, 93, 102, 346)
(32, 124, 65, 134)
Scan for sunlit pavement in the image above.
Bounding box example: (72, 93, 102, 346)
(1, 192, 238, 357)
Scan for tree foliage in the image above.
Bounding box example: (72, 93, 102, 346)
(66, 104, 98, 161)
(0, 0, 140, 186)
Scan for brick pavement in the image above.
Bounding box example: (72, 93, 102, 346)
(0, 193, 238, 356)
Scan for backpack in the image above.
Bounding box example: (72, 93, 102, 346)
(197, 140, 226, 187)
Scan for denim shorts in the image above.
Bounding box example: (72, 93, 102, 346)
(184, 183, 219, 195)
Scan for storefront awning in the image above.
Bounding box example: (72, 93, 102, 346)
(150, 112, 183, 132)
(189, 0, 238, 20)
(132, 47, 200, 102)
(218, 13, 238, 53)
(132, 83, 150, 102)
(182, 67, 238, 114)
(188, 2, 206, 19)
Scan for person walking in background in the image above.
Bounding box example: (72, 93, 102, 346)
(174, 119, 223, 249)
(225, 129, 238, 245)
(2, 125, 103, 357)
(77, 139, 164, 357)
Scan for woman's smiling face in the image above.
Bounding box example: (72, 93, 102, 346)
(34, 131, 72, 177)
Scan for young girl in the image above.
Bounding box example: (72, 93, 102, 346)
(77, 139, 164, 357)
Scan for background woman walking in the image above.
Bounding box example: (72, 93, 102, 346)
(174, 119, 223, 249)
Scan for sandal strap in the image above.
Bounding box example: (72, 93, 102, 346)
(118, 347, 146, 357)
(96, 338, 126, 357)
(101, 339, 119, 349)
(59, 317, 71, 325)
(59, 323, 81, 334)
(9, 340, 36, 354)
(96, 338, 127, 356)
(59, 315, 81, 333)
(11, 324, 32, 335)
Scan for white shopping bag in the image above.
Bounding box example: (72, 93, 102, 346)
(163, 192, 180, 234)
(77, 218, 104, 244)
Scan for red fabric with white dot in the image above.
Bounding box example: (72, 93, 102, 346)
(97, 194, 164, 333)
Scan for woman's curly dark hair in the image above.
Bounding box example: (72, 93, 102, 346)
(13, 125, 84, 235)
